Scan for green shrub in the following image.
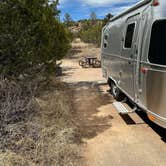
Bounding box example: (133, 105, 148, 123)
(0, 0, 71, 76)
(79, 21, 103, 47)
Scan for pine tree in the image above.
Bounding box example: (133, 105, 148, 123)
(0, 0, 71, 76)
(64, 13, 73, 27)
(90, 11, 97, 25)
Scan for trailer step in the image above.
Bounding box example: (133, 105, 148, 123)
(113, 102, 135, 114)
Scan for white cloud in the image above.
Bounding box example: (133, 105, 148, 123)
(82, 0, 137, 6)
(59, 0, 140, 19)
(59, 0, 67, 4)
(59, 0, 139, 8)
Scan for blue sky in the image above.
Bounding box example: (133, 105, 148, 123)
(58, 0, 140, 21)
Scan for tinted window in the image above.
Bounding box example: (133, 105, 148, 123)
(124, 23, 135, 48)
(149, 21, 166, 65)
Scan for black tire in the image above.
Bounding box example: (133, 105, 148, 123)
(111, 82, 125, 101)
(107, 78, 112, 87)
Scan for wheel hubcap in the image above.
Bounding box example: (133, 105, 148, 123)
(112, 85, 117, 96)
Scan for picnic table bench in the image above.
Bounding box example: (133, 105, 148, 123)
(79, 56, 101, 68)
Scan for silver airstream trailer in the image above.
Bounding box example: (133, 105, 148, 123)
(101, 0, 166, 128)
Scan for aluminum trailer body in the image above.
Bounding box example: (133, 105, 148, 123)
(101, 0, 166, 128)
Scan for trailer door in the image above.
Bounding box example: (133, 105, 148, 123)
(121, 14, 140, 100)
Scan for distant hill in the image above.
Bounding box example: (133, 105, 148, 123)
(68, 19, 103, 34)
(65, 13, 113, 47)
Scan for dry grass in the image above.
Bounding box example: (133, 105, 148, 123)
(72, 38, 90, 48)
(0, 76, 82, 166)
(0, 151, 36, 166)
(35, 90, 81, 166)
(70, 38, 101, 59)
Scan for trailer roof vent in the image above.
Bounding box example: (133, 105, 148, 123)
(152, 0, 159, 6)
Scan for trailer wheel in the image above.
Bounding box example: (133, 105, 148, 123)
(111, 82, 125, 101)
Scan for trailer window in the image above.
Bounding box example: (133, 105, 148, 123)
(124, 23, 135, 48)
(149, 21, 166, 65)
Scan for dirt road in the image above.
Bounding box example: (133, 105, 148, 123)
(61, 40, 166, 166)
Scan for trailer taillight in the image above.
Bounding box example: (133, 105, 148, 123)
(152, 0, 160, 6)
(148, 114, 156, 122)
(141, 67, 148, 74)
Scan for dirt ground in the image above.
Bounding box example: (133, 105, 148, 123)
(61, 39, 166, 166)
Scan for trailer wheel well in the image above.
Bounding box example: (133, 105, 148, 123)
(107, 77, 126, 101)
(107, 77, 115, 87)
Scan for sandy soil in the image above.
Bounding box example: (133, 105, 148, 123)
(61, 39, 166, 166)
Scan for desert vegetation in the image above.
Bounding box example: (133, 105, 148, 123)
(0, 0, 81, 166)
(0, 0, 71, 77)
(0, 0, 113, 165)
(79, 13, 113, 47)
(65, 12, 113, 47)
(0, 77, 81, 166)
